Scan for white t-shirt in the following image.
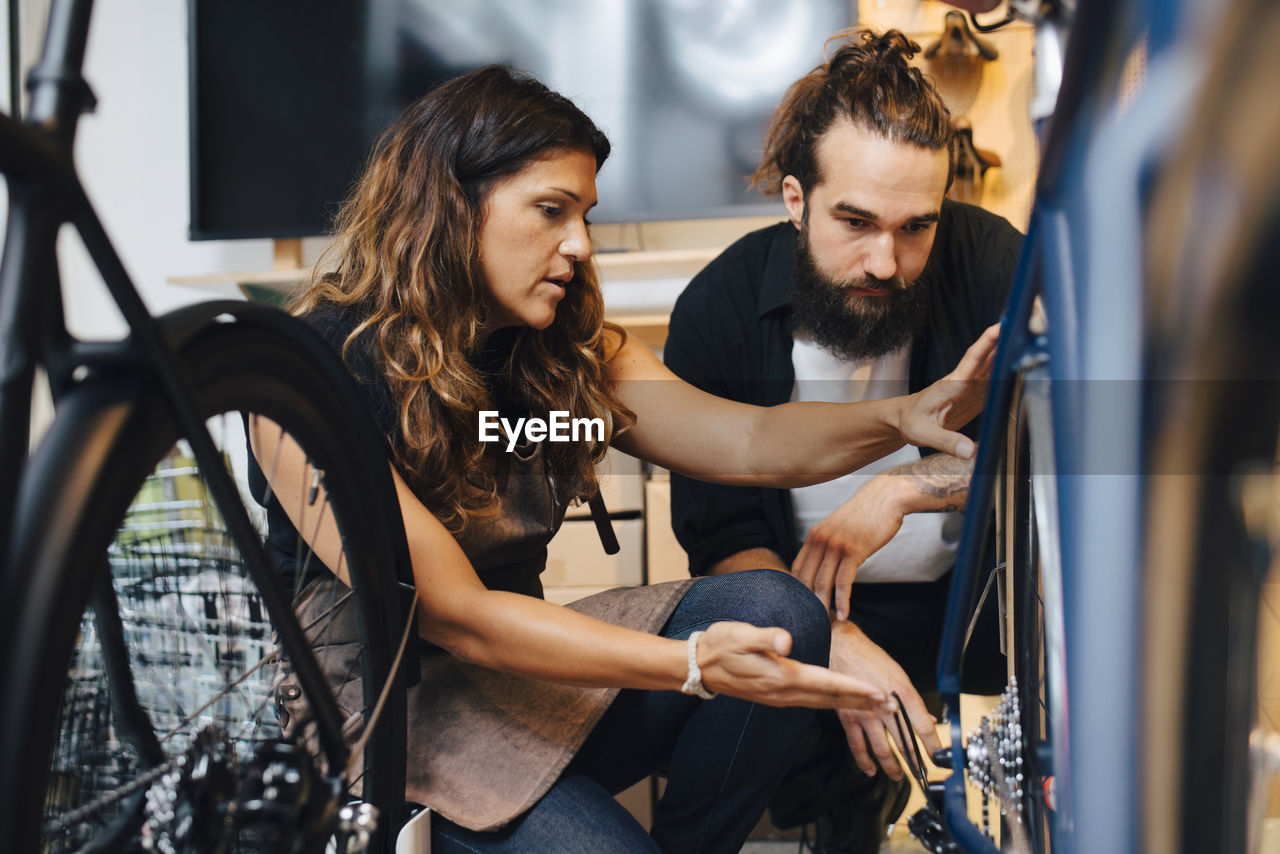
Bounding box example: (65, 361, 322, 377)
(789, 330, 962, 583)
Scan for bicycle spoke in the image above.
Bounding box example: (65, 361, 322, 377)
(39, 414, 387, 851)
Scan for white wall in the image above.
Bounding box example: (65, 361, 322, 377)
(55, 0, 273, 339)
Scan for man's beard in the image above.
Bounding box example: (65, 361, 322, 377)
(791, 221, 932, 362)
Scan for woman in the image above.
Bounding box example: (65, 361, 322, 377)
(263, 65, 996, 852)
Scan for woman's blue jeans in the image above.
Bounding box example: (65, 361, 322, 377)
(430, 569, 831, 853)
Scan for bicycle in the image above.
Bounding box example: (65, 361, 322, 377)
(0, 1, 415, 851)
(910, 0, 1280, 852)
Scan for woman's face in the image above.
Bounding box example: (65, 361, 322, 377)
(478, 148, 598, 336)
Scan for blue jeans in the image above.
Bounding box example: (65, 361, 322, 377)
(430, 570, 831, 853)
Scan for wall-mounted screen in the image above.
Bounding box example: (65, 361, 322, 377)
(189, 0, 854, 240)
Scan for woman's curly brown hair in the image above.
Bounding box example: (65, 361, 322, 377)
(292, 65, 635, 532)
(752, 28, 953, 196)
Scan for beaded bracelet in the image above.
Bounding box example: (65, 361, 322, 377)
(680, 630, 717, 700)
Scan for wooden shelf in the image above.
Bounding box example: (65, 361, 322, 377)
(168, 268, 307, 290)
(168, 245, 719, 290)
(607, 313, 670, 351)
(168, 253, 686, 350)
(594, 247, 720, 280)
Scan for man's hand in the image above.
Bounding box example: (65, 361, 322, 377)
(792, 454, 974, 620)
(898, 323, 999, 458)
(791, 477, 905, 621)
(830, 621, 943, 781)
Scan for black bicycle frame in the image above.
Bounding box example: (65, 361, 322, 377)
(0, 0, 350, 768)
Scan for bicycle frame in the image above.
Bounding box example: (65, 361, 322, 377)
(936, 0, 1204, 851)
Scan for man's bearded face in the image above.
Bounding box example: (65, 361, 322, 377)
(791, 209, 933, 362)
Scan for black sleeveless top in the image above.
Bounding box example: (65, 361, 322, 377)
(251, 307, 565, 598)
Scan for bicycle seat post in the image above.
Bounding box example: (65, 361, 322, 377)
(25, 0, 97, 149)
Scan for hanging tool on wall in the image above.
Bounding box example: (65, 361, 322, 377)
(948, 116, 1002, 205)
(925, 9, 1000, 62)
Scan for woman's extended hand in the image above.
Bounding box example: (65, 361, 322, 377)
(695, 622, 897, 714)
(897, 323, 1000, 458)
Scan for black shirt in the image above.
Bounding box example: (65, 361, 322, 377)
(663, 200, 1022, 575)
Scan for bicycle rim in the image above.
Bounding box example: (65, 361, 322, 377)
(9, 323, 407, 853)
(1008, 372, 1059, 854)
(966, 370, 1061, 854)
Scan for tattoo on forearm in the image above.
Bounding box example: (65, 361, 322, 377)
(888, 454, 974, 508)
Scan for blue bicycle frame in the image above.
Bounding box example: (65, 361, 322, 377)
(936, 1, 1207, 851)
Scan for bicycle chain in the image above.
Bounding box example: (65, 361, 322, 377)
(42, 758, 176, 838)
(142, 726, 238, 854)
(965, 676, 1031, 850)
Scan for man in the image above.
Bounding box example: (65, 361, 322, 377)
(664, 28, 1020, 852)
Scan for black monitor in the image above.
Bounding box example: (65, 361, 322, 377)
(188, 0, 852, 240)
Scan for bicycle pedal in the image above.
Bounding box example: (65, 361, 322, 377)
(334, 802, 379, 853)
(907, 806, 962, 854)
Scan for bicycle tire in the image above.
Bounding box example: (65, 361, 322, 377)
(1005, 371, 1060, 854)
(2, 319, 409, 853)
(967, 371, 1058, 854)
(1138, 1, 1280, 850)
(1140, 277, 1280, 854)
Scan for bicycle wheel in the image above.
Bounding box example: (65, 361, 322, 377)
(2, 319, 409, 853)
(1140, 279, 1280, 854)
(964, 367, 1063, 854)
(1005, 369, 1063, 854)
(1138, 1, 1280, 850)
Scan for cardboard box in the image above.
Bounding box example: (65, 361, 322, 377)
(565, 448, 645, 518)
(544, 517, 644, 587)
(644, 478, 691, 584)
